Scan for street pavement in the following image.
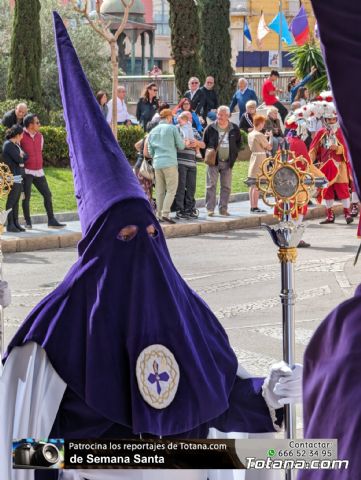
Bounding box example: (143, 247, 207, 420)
(0, 198, 344, 252)
(3, 216, 361, 433)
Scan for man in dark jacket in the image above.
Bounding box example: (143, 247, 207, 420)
(200, 76, 219, 122)
(184, 77, 206, 117)
(1, 102, 28, 128)
(203, 106, 242, 216)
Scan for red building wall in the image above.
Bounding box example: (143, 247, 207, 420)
(142, 0, 153, 24)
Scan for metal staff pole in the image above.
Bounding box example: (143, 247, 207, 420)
(245, 148, 327, 480)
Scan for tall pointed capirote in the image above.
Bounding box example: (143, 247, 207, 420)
(53, 12, 146, 235)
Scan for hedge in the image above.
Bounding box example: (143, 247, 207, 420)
(0, 124, 145, 166)
(0, 98, 50, 125)
(0, 122, 248, 167)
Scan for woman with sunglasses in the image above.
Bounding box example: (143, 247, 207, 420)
(173, 98, 203, 134)
(136, 82, 159, 130)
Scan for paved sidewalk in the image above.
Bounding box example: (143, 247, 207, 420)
(0, 200, 346, 253)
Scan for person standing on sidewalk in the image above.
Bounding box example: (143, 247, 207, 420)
(247, 114, 272, 213)
(204, 106, 242, 217)
(20, 114, 66, 229)
(2, 125, 27, 232)
(147, 108, 185, 224)
(262, 70, 288, 123)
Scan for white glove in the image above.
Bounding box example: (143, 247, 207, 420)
(263, 361, 303, 409)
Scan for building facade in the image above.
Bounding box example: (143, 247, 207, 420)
(230, 0, 316, 71)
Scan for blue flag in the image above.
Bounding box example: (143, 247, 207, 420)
(268, 12, 294, 45)
(244, 18, 252, 46)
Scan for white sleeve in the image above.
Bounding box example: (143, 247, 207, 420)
(106, 101, 112, 123)
(125, 103, 131, 121)
(0, 342, 66, 480)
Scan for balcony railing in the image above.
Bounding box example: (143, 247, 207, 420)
(119, 72, 295, 105)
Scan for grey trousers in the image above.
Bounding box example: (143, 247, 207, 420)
(155, 166, 179, 218)
(205, 161, 232, 212)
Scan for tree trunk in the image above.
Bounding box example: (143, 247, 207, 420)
(110, 39, 119, 138)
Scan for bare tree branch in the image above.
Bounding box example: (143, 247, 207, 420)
(71, 0, 136, 137)
(121, 0, 135, 7)
(114, 0, 135, 41)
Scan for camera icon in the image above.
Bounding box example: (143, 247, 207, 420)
(14, 441, 61, 468)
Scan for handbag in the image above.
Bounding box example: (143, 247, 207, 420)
(204, 129, 229, 166)
(139, 157, 155, 181)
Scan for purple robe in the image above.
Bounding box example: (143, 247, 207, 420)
(4, 12, 282, 446)
(300, 1, 361, 478)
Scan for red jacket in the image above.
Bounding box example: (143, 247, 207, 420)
(20, 130, 43, 170)
(288, 136, 311, 168)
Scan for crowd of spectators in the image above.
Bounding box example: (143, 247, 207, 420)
(2, 66, 332, 229)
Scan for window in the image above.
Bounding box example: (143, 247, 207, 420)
(153, 0, 170, 36)
(230, 0, 250, 14)
(287, 0, 300, 16)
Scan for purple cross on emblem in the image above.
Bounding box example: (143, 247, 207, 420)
(148, 360, 170, 395)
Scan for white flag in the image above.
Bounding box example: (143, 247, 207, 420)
(257, 12, 270, 47)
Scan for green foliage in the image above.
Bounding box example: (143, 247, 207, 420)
(41, 126, 69, 167)
(198, 0, 235, 105)
(287, 42, 329, 95)
(0, 0, 13, 101)
(0, 98, 49, 125)
(168, 0, 203, 96)
(0, 125, 144, 167)
(40, 0, 112, 112)
(2, 0, 112, 112)
(116, 126, 145, 162)
(48, 110, 65, 127)
(7, 0, 42, 102)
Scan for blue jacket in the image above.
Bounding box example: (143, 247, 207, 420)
(229, 88, 258, 119)
(290, 72, 313, 102)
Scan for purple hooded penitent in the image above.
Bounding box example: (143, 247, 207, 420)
(4, 12, 279, 442)
(299, 2, 361, 478)
(52, 13, 146, 235)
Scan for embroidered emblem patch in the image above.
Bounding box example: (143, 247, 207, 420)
(136, 344, 179, 409)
